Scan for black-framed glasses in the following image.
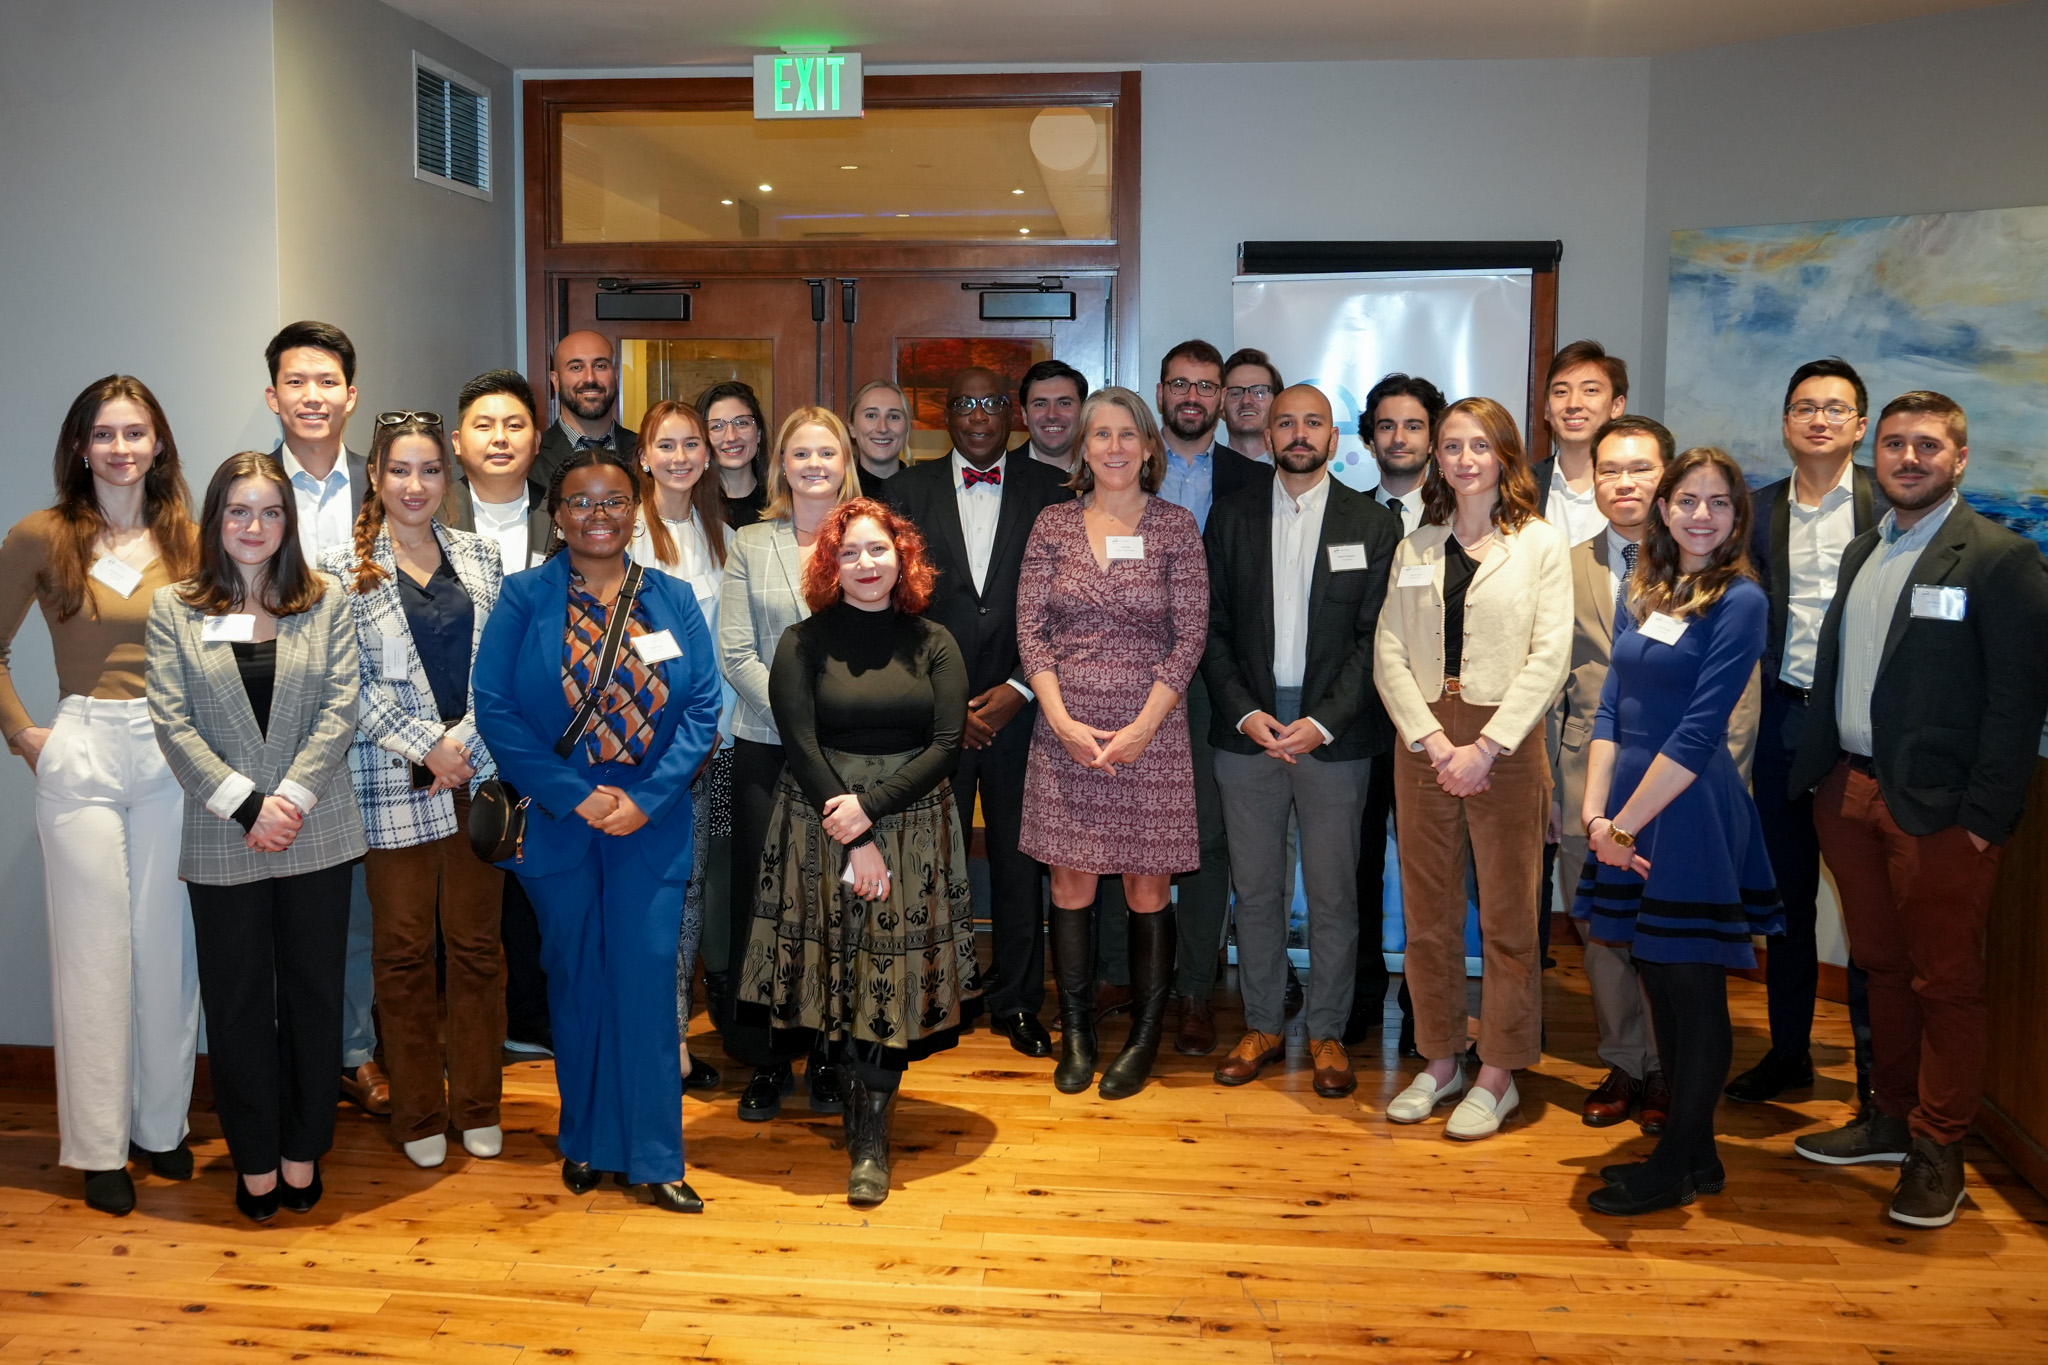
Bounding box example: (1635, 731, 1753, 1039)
(1785, 401, 1859, 426)
(562, 494, 634, 518)
(377, 410, 443, 427)
(1224, 384, 1273, 403)
(1164, 378, 1220, 397)
(948, 395, 1012, 415)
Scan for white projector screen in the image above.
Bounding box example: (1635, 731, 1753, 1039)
(1231, 269, 1534, 492)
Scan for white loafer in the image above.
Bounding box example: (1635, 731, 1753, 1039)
(1445, 1079, 1520, 1140)
(1387, 1066, 1468, 1123)
(403, 1133, 448, 1168)
(461, 1125, 503, 1159)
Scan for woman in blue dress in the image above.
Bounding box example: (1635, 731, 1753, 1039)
(1576, 446, 1783, 1217)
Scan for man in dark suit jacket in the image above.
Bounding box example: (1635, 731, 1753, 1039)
(883, 367, 1074, 1057)
(1725, 357, 1888, 1108)
(1787, 391, 2048, 1229)
(533, 330, 638, 488)
(1201, 385, 1399, 1099)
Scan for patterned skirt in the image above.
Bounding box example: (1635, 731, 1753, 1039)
(737, 748, 981, 1054)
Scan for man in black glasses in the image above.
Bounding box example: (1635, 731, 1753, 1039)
(1220, 348, 1283, 463)
(883, 368, 1073, 1057)
(535, 330, 638, 488)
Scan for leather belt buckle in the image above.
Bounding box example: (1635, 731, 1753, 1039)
(1844, 753, 1875, 774)
(1442, 677, 1464, 695)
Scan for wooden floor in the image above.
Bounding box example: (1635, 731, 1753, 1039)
(3, 948, 2046, 1365)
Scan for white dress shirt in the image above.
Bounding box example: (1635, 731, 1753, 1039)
(1835, 492, 1958, 756)
(1781, 460, 1858, 689)
(279, 444, 355, 564)
(472, 491, 531, 579)
(1375, 484, 1425, 538)
(951, 451, 1034, 701)
(1238, 474, 1336, 745)
(1547, 461, 1607, 547)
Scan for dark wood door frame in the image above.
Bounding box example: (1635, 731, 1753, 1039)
(522, 71, 1141, 391)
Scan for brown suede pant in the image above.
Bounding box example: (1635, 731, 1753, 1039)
(1393, 696, 1550, 1071)
(363, 795, 507, 1144)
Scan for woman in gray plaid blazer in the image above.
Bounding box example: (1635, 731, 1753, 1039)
(319, 413, 506, 1173)
(145, 451, 365, 1224)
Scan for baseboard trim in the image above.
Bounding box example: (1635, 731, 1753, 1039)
(0, 1044, 212, 1103)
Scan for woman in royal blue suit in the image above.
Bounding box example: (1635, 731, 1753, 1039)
(474, 449, 722, 1213)
(1576, 446, 1782, 1217)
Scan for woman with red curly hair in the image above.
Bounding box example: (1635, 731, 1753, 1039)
(736, 497, 976, 1207)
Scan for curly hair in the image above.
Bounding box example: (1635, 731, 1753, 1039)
(799, 498, 936, 615)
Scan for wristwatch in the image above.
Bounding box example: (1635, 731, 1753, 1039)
(1608, 824, 1636, 849)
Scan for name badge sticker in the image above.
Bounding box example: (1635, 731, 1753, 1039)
(1910, 584, 1967, 621)
(1638, 612, 1690, 646)
(632, 629, 683, 664)
(1326, 543, 1369, 572)
(89, 555, 144, 598)
(380, 635, 410, 679)
(201, 614, 257, 643)
(1397, 564, 1434, 588)
(1105, 535, 1145, 561)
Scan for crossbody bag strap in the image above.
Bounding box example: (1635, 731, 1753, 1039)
(553, 562, 647, 759)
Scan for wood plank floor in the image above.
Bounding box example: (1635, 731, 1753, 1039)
(2, 946, 2044, 1364)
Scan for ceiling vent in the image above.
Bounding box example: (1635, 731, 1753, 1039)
(414, 53, 490, 200)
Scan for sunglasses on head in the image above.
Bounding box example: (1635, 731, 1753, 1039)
(376, 410, 444, 428)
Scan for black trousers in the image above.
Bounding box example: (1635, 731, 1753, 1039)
(1355, 748, 1395, 1016)
(955, 713, 1044, 1018)
(720, 738, 792, 1069)
(1637, 959, 1731, 1184)
(187, 863, 353, 1175)
(501, 876, 551, 1048)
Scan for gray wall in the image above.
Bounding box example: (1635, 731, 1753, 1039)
(274, 0, 519, 428)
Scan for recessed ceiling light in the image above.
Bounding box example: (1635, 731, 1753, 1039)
(758, 183, 772, 192)
(720, 198, 734, 205)
(1019, 227, 1031, 235)
(896, 213, 909, 218)
(840, 164, 858, 170)
(1011, 188, 1024, 195)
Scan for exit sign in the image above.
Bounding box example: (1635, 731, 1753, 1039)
(753, 52, 863, 119)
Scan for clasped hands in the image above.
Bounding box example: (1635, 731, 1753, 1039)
(1239, 711, 1326, 764)
(574, 785, 649, 836)
(421, 733, 476, 793)
(1050, 712, 1157, 776)
(1420, 731, 1496, 798)
(246, 795, 304, 852)
(1585, 816, 1653, 877)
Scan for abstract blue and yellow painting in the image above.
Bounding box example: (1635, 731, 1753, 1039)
(1666, 205, 2048, 549)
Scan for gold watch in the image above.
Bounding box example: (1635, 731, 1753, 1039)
(1608, 824, 1636, 850)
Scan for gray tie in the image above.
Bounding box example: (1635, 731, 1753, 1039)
(1616, 541, 1638, 624)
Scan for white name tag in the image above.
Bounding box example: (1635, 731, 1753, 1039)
(1326, 543, 1369, 572)
(89, 555, 144, 598)
(1105, 535, 1145, 561)
(1910, 584, 1967, 621)
(631, 629, 683, 664)
(1397, 564, 1433, 588)
(201, 614, 256, 643)
(1638, 612, 1690, 645)
(380, 635, 409, 679)
(529, 551, 549, 570)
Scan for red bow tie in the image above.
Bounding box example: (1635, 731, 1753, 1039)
(962, 465, 1002, 487)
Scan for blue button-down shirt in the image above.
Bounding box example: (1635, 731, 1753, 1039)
(1158, 440, 1219, 531)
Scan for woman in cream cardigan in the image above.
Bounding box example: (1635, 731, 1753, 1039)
(1374, 396, 1571, 1140)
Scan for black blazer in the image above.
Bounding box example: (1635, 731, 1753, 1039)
(883, 451, 1074, 694)
(1532, 454, 1557, 518)
(1788, 500, 2048, 841)
(1748, 465, 1888, 688)
(449, 477, 555, 567)
(1201, 476, 1401, 762)
(533, 419, 638, 491)
(1212, 443, 1273, 507)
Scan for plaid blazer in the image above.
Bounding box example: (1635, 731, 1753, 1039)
(318, 525, 503, 850)
(718, 518, 810, 744)
(144, 576, 367, 886)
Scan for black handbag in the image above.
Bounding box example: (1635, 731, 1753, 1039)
(468, 565, 647, 864)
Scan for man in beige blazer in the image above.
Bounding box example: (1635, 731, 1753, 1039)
(1552, 416, 1760, 1132)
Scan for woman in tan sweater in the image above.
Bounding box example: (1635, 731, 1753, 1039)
(0, 375, 199, 1215)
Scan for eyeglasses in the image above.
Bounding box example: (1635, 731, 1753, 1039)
(561, 495, 634, 517)
(948, 395, 1012, 414)
(1164, 378, 1220, 398)
(1224, 385, 1273, 403)
(1594, 462, 1661, 483)
(1785, 401, 1859, 426)
(706, 416, 758, 435)
(376, 410, 443, 427)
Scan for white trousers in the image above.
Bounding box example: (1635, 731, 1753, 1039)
(35, 696, 199, 1170)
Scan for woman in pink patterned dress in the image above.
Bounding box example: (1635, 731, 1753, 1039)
(1017, 385, 1209, 1102)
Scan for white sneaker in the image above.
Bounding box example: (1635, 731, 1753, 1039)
(1386, 1066, 1468, 1123)
(461, 1125, 503, 1159)
(403, 1133, 448, 1168)
(1445, 1079, 1520, 1140)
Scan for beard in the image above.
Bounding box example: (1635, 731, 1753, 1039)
(1164, 406, 1218, 443)
(1885, 470, 1959, 512)
(1374, 446, 1430, 479)
(563, 384, 614, 422)
(1276, 444, 1329, 476)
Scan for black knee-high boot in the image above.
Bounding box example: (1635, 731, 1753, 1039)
(1051, 907, 1098, 1094)
(844, 1070, 896, 1207)
(1099, 910, 1175, 1100)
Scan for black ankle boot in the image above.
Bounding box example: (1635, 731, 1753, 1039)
(704, 970, 733, 1028)
(1050, 907, 1098, 1094)
(1098, 910, 1175, 1101)
(844, 1075, 896, 1207)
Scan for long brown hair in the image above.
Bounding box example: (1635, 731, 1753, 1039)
(47, 376, 198, 621)
(1630, 447, 1757, 620)
(347, 416, 455, 593)
(177, 452, 327, 617)
(1420, 396, 1540, 533)
(635, 400, 727, 569)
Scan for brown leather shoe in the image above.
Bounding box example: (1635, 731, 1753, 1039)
(1581, 1067, 1641, 1127)
(341, 1060, 392, 1116)
(1639, 1070, 1671, 1135)
(1214, 1030, 1284, 1086)
(1310, 1039, 1356, 1098)
(1094, 981, 1133, 1020)
(1174, 995, 1216, 1056)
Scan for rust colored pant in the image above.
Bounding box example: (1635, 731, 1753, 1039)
(363, 796, 507, 1144)
(1812, 759, 2003, 1145)
(1393, 696, 1550, 1071)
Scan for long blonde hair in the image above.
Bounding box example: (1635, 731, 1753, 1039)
(762, 407, 862, 522)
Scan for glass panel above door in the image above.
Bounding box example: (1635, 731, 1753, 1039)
(619, 338, 774, 433)
(560, 106, 1113, 244)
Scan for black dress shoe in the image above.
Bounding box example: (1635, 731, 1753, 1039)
(648, 1180, 705, 1213)
(1588, 1171, 1696, 1217)
(235, 1177, 281, 1224)
(83, 1168, 135, 1216)
(682, 1058, 722, 1094)
(738, 1062, 796, 1122)
(992, 1012, 1054, 1059)
(132, 1141, 194, 1180)
(807, 1058, 845, 1116)
(1723, 1049, 1815, 1104)
(278, 1162, 322, 1214)
(561, 1159, 602, 1194)
(1600, 1158, 1726, 1195)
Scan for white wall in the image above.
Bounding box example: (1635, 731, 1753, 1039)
(0, 0, 283, 1047)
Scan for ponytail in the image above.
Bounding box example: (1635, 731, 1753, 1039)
(349, 491, 388, 594)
